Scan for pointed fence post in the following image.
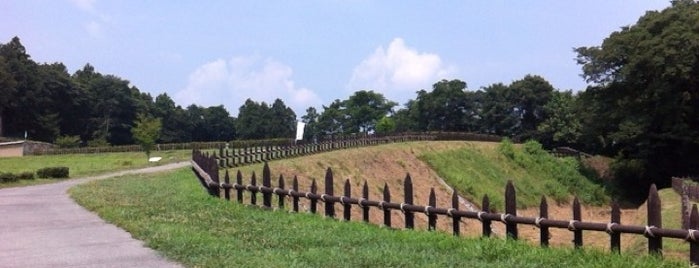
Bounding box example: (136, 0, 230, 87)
(505, 181, 518, 239)
(610, 201, 621, 253)
(690, 204, 699, 265)
(404, 174, 414, 229)
(236, 170, 243, 203)
(482, 195, 492, 237)
(324, 168, 335, 218)
(383, 183, 391, 227)
(223, 170, 231, 201)
(539, 196, 549, 247)
(343, 179, 351, 221)
(278, 175, 285, 209)
(310, 179, 318, 214)
(250, 172, 258, 205)
(292, 176, 300, 212)
(427, 188, 437, 231)
(362, 181, 370, 222)
(262, 163, 272, 208)
(647, 184, 662, 256)
(451, 190, 460, 236)
(572, 197, 582, 249)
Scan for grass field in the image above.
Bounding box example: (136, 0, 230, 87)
(70, 168, 683, 267)
(0, 150, 190, 188)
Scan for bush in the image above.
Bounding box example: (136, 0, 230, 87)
(18, 172, 35, 180)
(0, 173, 18, 183)
(36, 167, 70, 179)
(55, 135, 81, 148)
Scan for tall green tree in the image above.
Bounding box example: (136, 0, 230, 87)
(536, 90, 582, 146)
(509, 75, 555, 139)
(342, 90, 396, 134)
(235, 99, 268, 140)
(0, 56, 17, 137)
(154, 93, 191, 143)
(267, 99, 297, 138)
(317, 99, 346, 136)
(575, 0, 699, 194)
(131, 114, 162, 159)
(301, 106, 321, 140)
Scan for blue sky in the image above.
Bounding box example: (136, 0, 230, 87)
(1, 0, 670, 116)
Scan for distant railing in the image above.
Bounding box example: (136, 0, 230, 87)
(550, 147, 592, 159)
(191, 157, 699, 265)
(208, 134, 436, 168)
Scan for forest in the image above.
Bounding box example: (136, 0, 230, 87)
(1, 1, 698, 199)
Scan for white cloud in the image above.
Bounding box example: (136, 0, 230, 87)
(175, 55, 323, 117)
(348, 38, 456, 105)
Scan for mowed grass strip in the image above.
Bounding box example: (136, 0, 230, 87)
(70, 168, 682, 268)
(0, 150, 190, 188)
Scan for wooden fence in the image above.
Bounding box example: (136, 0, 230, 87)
(549, 147, 592, 159)
(672, 177, 699, 230)
(209, 134, 436, 168)
(192, 153, 699, 265)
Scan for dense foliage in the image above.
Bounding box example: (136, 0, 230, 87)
(574, 0, 699, 200)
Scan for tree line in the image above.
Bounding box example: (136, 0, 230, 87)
(1, 1, 698, 200)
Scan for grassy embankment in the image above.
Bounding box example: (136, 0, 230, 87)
(70, 167, 681, 267)
(0, 150, 190, 188)
(419, 140, 608, 209)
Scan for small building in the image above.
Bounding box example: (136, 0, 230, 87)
(0, 140, 54, 157)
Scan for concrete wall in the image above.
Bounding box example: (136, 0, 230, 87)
(0, 142, 25, 157)
(0, 141, 54, 157)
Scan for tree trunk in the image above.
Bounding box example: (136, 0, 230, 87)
(0, 113, 4, 137)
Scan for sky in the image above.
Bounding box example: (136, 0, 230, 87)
(1, 0, 671, 116)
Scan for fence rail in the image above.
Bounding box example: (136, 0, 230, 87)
(192, 151, 699, 265)
(208, 134, 437, 168)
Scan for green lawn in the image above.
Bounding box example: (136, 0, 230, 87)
(70, 168, 683, 268)
(0, 150, 190, 188)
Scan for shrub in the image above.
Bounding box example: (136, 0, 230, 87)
(36, 167, 70, 179)
(0, 173, 18, 183)
(498, 138, 515, 159)
(18, 172, 35, 180)
(55, 135, 81, 148)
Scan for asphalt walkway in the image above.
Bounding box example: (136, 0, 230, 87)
(0, 162, 190, 268)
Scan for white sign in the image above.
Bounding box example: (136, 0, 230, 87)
(295, 122, 305, 140)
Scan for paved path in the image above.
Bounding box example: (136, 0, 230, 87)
(0, 162, 190, 268)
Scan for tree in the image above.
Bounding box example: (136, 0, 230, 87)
(0, 55, 17, 136)
(480, 75, 555, 139)
(317, 99, 345, 136)
(375, 116, 396, 135)
(536, 90, 582, 146)
(131, 114, 161, 159)
(410, 80, 477, 132)
(575, 0, 699, 196)
(480, 83, 520, 136)
(342, 90, 396, 134)
(301, 107, 320, 140)
(154, 93, 191, 143)
(509, 75, 555, 139)
(267, 99, 297, 138)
